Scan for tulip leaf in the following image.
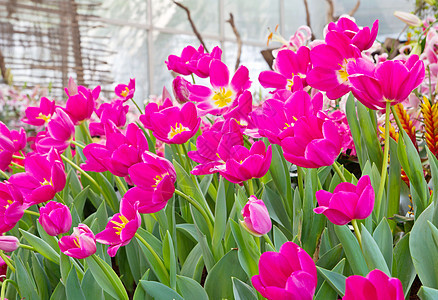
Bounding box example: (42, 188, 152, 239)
(19, 229, 60, 264)
(66, 267, 86, 300)
(345, 93, 366, 167)
(50, 281, 66, 300)
(262, 184, 292, 232)
(139, 280, 183, 300)
(373, 218, 393, 271)
(232, 277, 258, 300)
(204, 249, 248, 300)
(212, 178, 227, 260)
(392, 233, 416, 299)
(176, 275, 209, 300)
(180, 243, 203, 280)
(132, 270, 152, 300)
(410, 203, 438, 289)
(387, 138, 401, 227)
(316, 243, 343, 270)
(15, 256, 40, 300)
(315, 258, 345, 300)
(269, 144, 292, 214)
(31, 254, 50, 300)
(361, 224, 391, 275)
(427, 146, 438, 205)
(316, 260, 347, 297)
(85, 255, 129, 300)
(94, 172, 119, 213)
(36, 222, 60, 254)
(334, 225, 368, 276)
(418, 286, 438, 300)
(273, 225, 289, 251)
(81, 269, 104, 300)
(163, 231, 177, 290)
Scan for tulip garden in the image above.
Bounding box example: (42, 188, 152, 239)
(2, 11, 438, 300)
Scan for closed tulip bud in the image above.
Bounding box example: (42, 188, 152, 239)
(394, 11, 423, 27)
(240, 196, 272, 236)
(0, 236, 19, 252)
(39, 201, 72, 236)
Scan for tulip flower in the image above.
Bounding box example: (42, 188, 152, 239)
(394, 11, 423, 27)
(89, 99, 130, 136)
(22, 97, 56, 126)
(307, 31, 361, 100)
(0, 236, 19, 252)
(241, 196, 272, 236)
(39, 201, 72, 236)
(115, 78, 135, 102)
(139, 97, 173, 130)
(259, 46, 311, 90)
(9, 149, 66, 206)
(343, 269, 404, 300)
(314, 175, 374, 225)
(0, 183, 24, 234)
(327, 17, 379, 51)
(172, 76, 192, 104)
(188, 60, 251, 116)
(219, 141, 272, 185)
(0, 123, 27, 171)
(58, 224, 96, 259)
(348, 55, 425, 110)
(0, 255, 8, 280)
(64, 85, 99, 124)
(281, 115, 343, 168)
(96, 199, 141, 257)
(252, 241, 317, 300)
(124, 151, 176, 214)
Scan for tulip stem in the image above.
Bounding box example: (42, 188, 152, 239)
(71, 140, 85, 149)
(181, 143, 192, 170)
(248, 179, 255, 196)
(12, 155, 24, 160)
(351, 219, 362, 248)
(9, 162, 24, 170)
(332, 162, 347, 182)
(134, 233, 169, 284)
(297, 166, 304, 198)
(191, 73, 196, 84)
(24, 210, 40, 217)
(131, 98, 144, 115)
(262, 234, 275, 250)
(0, 279, 20, 300)
(55, 193, 66, 205)
(390, 105, 404, 132)
(175, 189, 214, 235)
(376, 102, 391, 219)
(0, 251, 14, 273)
(115, 176, 128, 195)
(79, 122, 93, 144)
(0, 170, 9, 180)
(19, 244, 37, 251)
(60, 154, 104, 196)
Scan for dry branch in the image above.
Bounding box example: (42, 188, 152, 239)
(349, 0, 361, 16)
(173, 1, 209, 53)
(226, 13, 241, 71)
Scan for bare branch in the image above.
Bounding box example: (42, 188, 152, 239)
(326, 0, 335, 23)
(303, 0, 315, 40)
(348, 0, 360, 16)
(173, 1, 209, 53)
(226, 13, 242, 71)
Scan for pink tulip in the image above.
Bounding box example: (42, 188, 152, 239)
(281, 115, 342, 168)
(22, 97, 56, 126)
(241, 196, 272, 236)
(327, 17, 379, 51)
(39, 201, 72, 236)
(172, 76, 192, 104)
(115, 78, 135, 102)
(95, 198, 141, 257)
(0, 183, 24, 234)
(139, 97, 173, 130)
(9, 149, 66, 206)
(58, 224, 96, 259)
(348, 55, 425, 110)
(343, 269, 404, 300)
(64, 85, 99, 124)
(314, 175, 374, 225)
(252, 242, 317, 300)
(89, 99, 129, 136)
(0, 236, 19, 252)
(124, 151, 176, 214)
(146, 101, 201, 144)
(0, 122, 27, 171)
(188, 60, 251, 116)
(219, 140, 272, 185)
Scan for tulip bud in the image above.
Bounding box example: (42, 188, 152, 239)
(39, 201, 72, 236)
(240, 196, 272, 237)
(394, 11, 423, 27)
(0, 236, 19, 252)
(58, 224, 96, 259)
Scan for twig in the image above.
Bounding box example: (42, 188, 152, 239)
(226, 13, 242, 71)
(348, 0, 361, 16)
(173, 1, 209, 53)
(326, 0, 335, 23)
(303, 0, 315, 40)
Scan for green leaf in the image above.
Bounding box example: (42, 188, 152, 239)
(50, 282, 66, 300)
(334, 225, 368, 276)
(427, 146, 438, 205)
(418, 286, 438, 300)
(315, 258, 345, 300)
(94, 172, 119, 213)
(139, 280, 183, 300)
(273, 225, 289, 251)
(36, 222, 60, 254)
(180, 244, 203, 280)
(387, 138, 401, 226)
(66, 267, 86, 300)
(85, 255, 129, 300)
(15, 256, 39, 300)
(263, 184, 292, 232)
(373, 218, 393, 271)
(212, 178, 227, 260)
(316, 260, 347, 297)
(392, 233, 416, 299)
(163, 231, 177, 289)
(31, 253, 50, 300)
(81, 269, 104, 300)
(316, 244, 343, 270)
(19, 229, 60, 263)
(133, 270, 152, 300)
(232, 277, 258, 300)
(361, 224, 391, 275)
(176, 275, 209, 300)
(345, 93, 365, 167)
(204, 249, 248, 300)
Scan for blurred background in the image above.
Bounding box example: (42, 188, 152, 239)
(0, 0, 413, 103)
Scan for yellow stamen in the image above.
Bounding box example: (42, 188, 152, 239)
(73, 237, 80, 248)
(120, 87, 130, 98)
(152, 173, 168, 188)
(36, 112, 52, 123)
(212, 87, 234, 108)
(110, 214, 130, 235)
(41, 178, 53, 187)
(168, 123, 190, 139)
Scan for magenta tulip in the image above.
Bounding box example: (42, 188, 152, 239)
(0, 236, 19, 252)
(0, 183, 24, 234)
(241, 196, 272, 236)
(115, 78, 135, 102)
(0, 255, 8, 280)
(252, 241, 317, 300)
(314, 175, 374, 225)
(39, 201, 72, 236)
(22, 97, 56, 126)
(0, 122, 27, 171)
(64, 85, 99, 124)
(343, 269, 404, 300)
(89, 99, 129, 136)
(58, 224, 96, 259)
(96, 198, 141, 257)
(327, 17, 379, 51)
